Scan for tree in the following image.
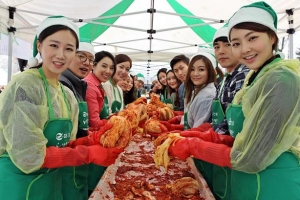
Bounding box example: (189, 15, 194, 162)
(296, 48, 300, 60)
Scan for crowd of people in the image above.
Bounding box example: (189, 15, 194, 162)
(0, 1, 300, 200)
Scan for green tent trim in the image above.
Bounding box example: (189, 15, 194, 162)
(167, 0, 216, 46)
(79, 0, 134, 41)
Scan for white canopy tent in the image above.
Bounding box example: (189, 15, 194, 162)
(0, 0, 299, 84)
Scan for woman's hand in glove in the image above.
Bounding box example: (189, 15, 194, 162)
(42, 145, 124, 169)
(169, 137, 232, 168)
(160, 121, 184, 131)
(168, 138, 191, 160)
(68, 123, 113, 147)
(167, 116, 182, 124)
(180, 128, 234, 147)
(173, 111, 184, 116)
(88, 145, 124, 166)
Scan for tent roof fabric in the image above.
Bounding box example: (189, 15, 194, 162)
(0, 0, 299, 79)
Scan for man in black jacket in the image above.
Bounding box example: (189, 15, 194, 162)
(59, 41, 95, 200)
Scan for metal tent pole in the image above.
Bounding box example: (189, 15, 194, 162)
(7, 7, 16, 84)
(286, 8, 295, 59)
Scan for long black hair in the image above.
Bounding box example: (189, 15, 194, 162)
(124, 74, 136, 105)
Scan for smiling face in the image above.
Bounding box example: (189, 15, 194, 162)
(230, 28, 275, 72)
(113, 61, 131, 82)
(68, 51, 93, 79)
(118, 76, 130, 92)
(37, 30, 77, 80)
(173, 61, 189, 82)
(127, 76, 133, 91)
(166, 71, 179, 90)
(93, 56, 114, 83)
(190, 59, 208, 88)
(155, 82, 163, 90)
(158, 72, 167, 86)
(214, 40, 239, 73)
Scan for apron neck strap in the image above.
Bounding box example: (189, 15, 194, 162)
(110, 79, 121, 101)
(218, 73, 228, 98)
(38, 68, 71, 119)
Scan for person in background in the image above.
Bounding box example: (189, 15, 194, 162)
(117, 75, 129, 92)
(0, 16, 122, 200)
(124, 74, 136, 105)
(136, 73, 145, 95)
(157, 68, 168, 102)
(84, 50, 118, 194)
(184, 52, 216, 129)
(151, 75, 159, 87)
(102, 54, 132, 114)
(185, 26, 249, 199)
(169, 2, 300, 199)
(85, 51, 116, 126)
(170, 54, 190, 111)
(131, 71, 141, 98)
(166, 70, 182, 110)
(154, 80, 165, 99)
(59, 41, 95, 200)
(210, 25, 249, 200)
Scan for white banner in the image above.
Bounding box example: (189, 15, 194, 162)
(0, 33, 32, 60)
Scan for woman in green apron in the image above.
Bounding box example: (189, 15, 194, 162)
(157, 68, 169, 102)
(0, 16, 81, 200)
(102, 54, 132, 114)
(169, 2, 300, 199)
(0, 17, 102, 200)
(59, 41, 95, 200)
(123, 74, 137, 105)
(182, 52, 217, 190)
(84, 51, 117, 193)
(166, 70, 182, 110)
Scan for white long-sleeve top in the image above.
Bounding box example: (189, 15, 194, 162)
(101, 79, 124, 115)
(188, 82, 216, 128)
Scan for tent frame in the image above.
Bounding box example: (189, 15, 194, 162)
(3, 3, 299, 83)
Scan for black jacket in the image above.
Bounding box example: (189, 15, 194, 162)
(59, 69, 88, 138)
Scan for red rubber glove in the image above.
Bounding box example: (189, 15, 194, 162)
(169, 137, 231, 168)
(173, 111, 184, 116)
(167, 116, 182, 124)
(160, 121, 184, 131)
(180, 128, 234, 147)
(100, 119, 108, 126)
(68, 123, 113, 147)
(187, 122, 212, 132)
(42, 145, 124, 168)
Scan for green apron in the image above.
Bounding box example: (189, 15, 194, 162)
(62, 100, 89, 200)
(227, 69, 300, 199)
(183, 112, 190, 130)
(183, 89, 213, 191)
(162, 89, 173, 105)
(100, 96, 110, 119)
(225, 103, 245, 138)
(0, 68, 73, 200)
(183, 88, 190, 130)
(78, 101, 89, 130)
(210, 74, 232, 200)
(211, 73, 227, 127)
(88, 87, 109, 191)
(110, 79, 122, 113)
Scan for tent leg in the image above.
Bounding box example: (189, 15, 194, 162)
(7, 6, 16, 84)
(286, 8, 295, 59)
(7, 32, 13, 84)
